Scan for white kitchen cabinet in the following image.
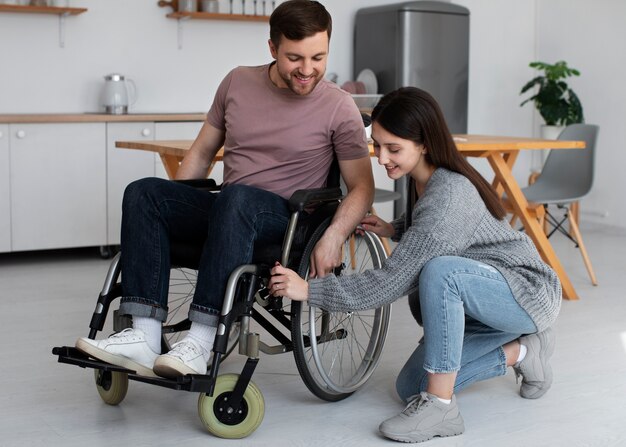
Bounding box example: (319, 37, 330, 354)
(0, 125, 10, 252)
(106, 122, 156, 245)
(0, 114, 204, 254)
(10, 123, 107, 251)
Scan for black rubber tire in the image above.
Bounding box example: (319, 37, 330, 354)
(290, 218, 390, 401)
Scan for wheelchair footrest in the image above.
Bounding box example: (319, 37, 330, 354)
(131, 373, 214, 393)
(52, 346, 133, 373)
(52, 346, 215, 393)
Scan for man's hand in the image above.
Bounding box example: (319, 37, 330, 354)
(308, 230, 344, 278)
(305, 156, 372, 278)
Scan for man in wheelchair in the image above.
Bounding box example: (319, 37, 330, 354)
(75, 0, 374, 379)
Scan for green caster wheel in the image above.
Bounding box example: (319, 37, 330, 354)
(198, 373, 265, 439)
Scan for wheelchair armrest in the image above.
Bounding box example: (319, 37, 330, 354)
(288, 187, 343, 212)
(173, 179, 220, 192)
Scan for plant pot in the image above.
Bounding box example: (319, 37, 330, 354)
(540, 125, 564, 140)
(531, 125, 565, 174)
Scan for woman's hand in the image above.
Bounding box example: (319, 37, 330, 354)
(357, 215, 395, 238)
(269, 262, 309, 301)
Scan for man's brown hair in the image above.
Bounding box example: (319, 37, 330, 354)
(269, 0, 332, 48)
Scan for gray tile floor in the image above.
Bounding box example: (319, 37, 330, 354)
(1, 223, 625, 446)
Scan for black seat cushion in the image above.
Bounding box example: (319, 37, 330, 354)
(170, 240, 286, 270)
(169, 202, 336, 271)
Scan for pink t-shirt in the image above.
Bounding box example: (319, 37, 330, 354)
(206, 64, 369, 199)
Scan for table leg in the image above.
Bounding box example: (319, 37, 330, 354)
(491, 151, 518, 196)
(160, 154, 181, 179)
(487, 152, 578, 300)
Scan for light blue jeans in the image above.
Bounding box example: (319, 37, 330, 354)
(396, 256, 537, 402)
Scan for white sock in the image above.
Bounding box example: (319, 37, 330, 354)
(132, 316, 162, 353)
(516, 343, 528, 365)
(186, 322, 217, 360)
(436, 397, 452, 405)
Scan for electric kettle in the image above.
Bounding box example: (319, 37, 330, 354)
(101, 73, 137, 114)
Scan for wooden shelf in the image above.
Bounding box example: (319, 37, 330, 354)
(166, 11, 268, 22)
(0, 4, 87, 15)
(0, 4, 87, 47)
(162, 7, 268, 49)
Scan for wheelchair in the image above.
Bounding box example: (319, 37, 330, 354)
(53, 164, 392, 439)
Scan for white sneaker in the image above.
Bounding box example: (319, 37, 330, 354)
(153, 338, 210, 378)
(75, 328, 159, 377)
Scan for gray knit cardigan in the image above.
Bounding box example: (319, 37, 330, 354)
(308, 168, 561, 332)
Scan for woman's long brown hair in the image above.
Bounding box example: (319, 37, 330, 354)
(371, 87, 506, 220)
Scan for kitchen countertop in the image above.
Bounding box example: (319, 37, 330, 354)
(0, 113, 207, 123)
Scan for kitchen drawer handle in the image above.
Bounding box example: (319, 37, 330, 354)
(141, 128, 151, 137)
(16, 130, 26, 139)
(0, 131, 3, 139)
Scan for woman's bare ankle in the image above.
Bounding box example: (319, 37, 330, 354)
(503, 339, 521, 367)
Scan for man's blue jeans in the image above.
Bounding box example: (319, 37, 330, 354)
(118, 178, 290, 328)
(396, 256, 538, 402)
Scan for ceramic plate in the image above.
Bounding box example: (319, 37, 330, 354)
(356, 68, 378, 94)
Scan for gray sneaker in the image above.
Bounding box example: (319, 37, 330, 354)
(379, 392, 465, 443)
(513, 327, 556, 399)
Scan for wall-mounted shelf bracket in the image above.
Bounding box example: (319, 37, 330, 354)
(59, 12, 69, 48)
(176, 15, 192, 50)
(0, 5, 87, 48)
(157, 4, 269, 49)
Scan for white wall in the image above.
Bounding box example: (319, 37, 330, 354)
(535, 0, 626, 228)
(0, 0, 389, 113)
(1, 0, 623, 228)
(0, 0, 271, 113)
(454, 0, 537, 186)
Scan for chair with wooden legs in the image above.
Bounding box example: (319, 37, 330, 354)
(505, 123, 599, 285)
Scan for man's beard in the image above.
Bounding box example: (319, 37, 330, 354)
(279, 69, 323, 96)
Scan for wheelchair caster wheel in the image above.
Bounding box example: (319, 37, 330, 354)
(197, 373, 265, 439)
(94, 369, 128, 405)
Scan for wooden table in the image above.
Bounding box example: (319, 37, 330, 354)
(116, 134, 585, 300)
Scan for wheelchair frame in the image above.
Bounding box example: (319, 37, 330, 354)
(53, 182, 391, 438)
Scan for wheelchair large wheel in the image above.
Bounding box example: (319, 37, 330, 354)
(94, 369, 128, 405)
(161, 267, 197, 350)
(162, 267, 240, 359)
(291, 220, 392, 401)
(198, 373, 265, 439)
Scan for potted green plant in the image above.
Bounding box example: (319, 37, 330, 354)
(520, 60, 584, 140)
